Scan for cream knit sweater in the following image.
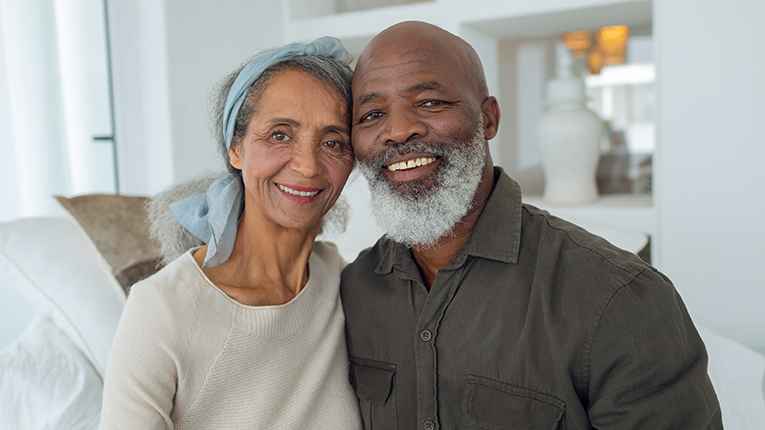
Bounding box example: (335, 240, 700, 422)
(100, 242, 362, 429)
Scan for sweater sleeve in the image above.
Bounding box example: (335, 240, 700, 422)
(585, 268, 722, 429)
(99, 280, 180, 430)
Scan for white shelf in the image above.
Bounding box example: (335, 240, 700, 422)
(288, 0, 652, 46)
(523, 194, 655, 236)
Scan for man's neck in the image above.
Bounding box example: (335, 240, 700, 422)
(411, 164, 495, 290)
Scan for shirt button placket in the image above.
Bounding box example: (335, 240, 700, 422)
(418, 328, 435, 428)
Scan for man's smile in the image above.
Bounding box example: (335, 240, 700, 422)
(380, 152, 442, 183)
(385, 156, 437, 172)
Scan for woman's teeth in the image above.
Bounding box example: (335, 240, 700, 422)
(278, 184, 320, 197)
(386, 157, 437, 172)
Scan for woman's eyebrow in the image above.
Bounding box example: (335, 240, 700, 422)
(322, 124, 351, 135)
(268, 117, 349, 135)
(268, 117, 301, 127)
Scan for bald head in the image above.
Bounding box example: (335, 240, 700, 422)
(350, 21, 501, 254)
(355, 21, 489, 102)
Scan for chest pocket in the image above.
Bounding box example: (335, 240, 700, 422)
(349, 357, 397, 430)
(463, 375, 565, 430)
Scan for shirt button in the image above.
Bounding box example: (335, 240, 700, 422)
(423, 420, 435, 430)
(420, 329, 432, 342)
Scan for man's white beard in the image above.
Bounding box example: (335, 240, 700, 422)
(358, 121, 486, 248)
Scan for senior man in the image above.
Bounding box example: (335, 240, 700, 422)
(341, 21, 721, 429)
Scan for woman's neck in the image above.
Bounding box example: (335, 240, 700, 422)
(193, 208, 320, 306)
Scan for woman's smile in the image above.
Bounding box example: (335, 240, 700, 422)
(276, 183, 323, 203)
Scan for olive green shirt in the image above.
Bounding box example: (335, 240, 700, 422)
(341, 167, 721, 430)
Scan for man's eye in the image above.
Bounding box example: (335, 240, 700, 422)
(361, 112, 383, 122)
(421, 100, 444, 107)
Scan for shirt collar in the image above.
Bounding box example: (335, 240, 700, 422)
(374, 166, 522, 275)
(459, 167, 521, 264)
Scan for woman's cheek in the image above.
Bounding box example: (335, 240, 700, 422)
(326, 155, 353, 187)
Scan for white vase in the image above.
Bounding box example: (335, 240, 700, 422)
(537, 77, 602, 205)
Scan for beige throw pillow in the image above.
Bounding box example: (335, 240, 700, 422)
(55, 194, 163, 295)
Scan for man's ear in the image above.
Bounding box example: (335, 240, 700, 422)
(481, 96, 500, 140)
(229, 143, 243, 170)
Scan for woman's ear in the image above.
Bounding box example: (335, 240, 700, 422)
(481, 96, 500, 140)
(229, 143, 243, 170)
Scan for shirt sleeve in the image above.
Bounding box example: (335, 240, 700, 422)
(585, 268, 723, 429)
(99, 281, 179, 430)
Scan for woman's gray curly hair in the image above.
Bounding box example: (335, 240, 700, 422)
(146, 172, 219, 265)
(146, 52, 353, 265)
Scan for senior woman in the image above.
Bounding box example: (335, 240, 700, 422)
(99, 37, 362, 429)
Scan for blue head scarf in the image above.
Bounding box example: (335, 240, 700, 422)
(169, 36, 352, 268)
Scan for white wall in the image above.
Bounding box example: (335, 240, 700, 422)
(654, 0, 765, 348)
(163, 0, 287, 183)
(109, 0, 288, 196)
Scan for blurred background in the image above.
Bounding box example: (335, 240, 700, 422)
(1, 0, 763, 354)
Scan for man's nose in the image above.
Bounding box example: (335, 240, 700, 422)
(381, 108, 428, 145)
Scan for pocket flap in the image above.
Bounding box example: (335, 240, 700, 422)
(463, 375, 565, 429)
(350, 357, 396, 404)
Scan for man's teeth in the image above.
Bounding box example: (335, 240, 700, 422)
(386, 157, 437, 172)
(278, 184, 320, 197)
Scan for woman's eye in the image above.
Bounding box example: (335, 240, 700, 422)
(272, 132, 290, 142)
(323, 140, 344, 149)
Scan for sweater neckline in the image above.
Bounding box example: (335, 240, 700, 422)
(182, 247, 330, 337)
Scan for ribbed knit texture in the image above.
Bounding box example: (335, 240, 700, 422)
(100, 242, 362, 429)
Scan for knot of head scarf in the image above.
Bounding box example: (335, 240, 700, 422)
(169, 36, 352, 268)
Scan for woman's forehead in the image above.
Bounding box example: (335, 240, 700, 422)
(262, 71, 346, 107)
(252, 71, 350, 128)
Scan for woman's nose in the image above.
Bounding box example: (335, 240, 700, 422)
(289, 147, 321, 177)
(380, 108, 428, 146)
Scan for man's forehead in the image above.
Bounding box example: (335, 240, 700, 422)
(354, 49, 459, 92)
(352, 22, 487, 106)
(353, 70, 457, 107)
(358, 43, 447, 73)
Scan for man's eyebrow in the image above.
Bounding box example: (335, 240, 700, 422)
(356, 92, 381, 107)
(356, 81, 447, 107)
(406, 81, 446, 93)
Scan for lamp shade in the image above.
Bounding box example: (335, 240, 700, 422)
(562, 30, 593, 59)
(597, 25, 630, 66)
